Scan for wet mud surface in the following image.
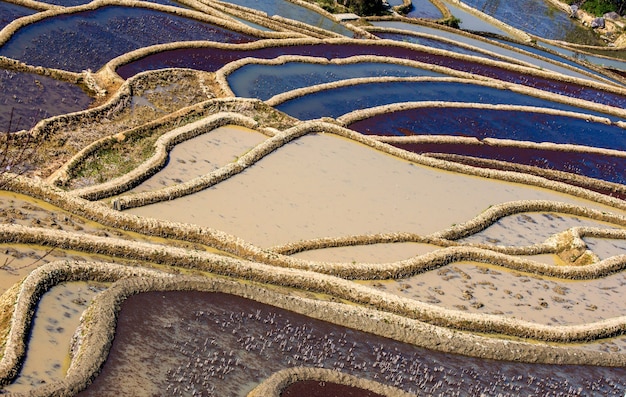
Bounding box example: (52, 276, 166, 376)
(79, 291, 626, 397)
(128, 125, 267, 194)
(363, 261, 626, 327)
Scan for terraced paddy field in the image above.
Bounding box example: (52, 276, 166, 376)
(1, 0, 626, 396)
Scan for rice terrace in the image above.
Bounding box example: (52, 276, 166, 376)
(1, 0, 626, 395)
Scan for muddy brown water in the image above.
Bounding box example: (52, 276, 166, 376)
(359, 261, 626, 327)
(127, 133, 626, 248)
(129, 125, 267, 194)
(1, 282, 106, 393)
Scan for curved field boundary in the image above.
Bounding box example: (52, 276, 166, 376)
(247, 367, 414, 397)
(364, 26, 544, 70)
(1, 261, 626, 395)
(214, 54, 489, 98)
(3, 0, 59, 11)
(37, 114, 626, 210)
(4, 128, 626, 260)
(207, 0, 375, 39)
(424, 152, 626, 198)
(0, 0, 293, 50)
(367, 13, 531, 45)
(0, 221, 626, 346)
(431, 0, 531, 41)
(65, 112, 261, 201)
(269, 224, 626, 258)
(364, 25, 621, 86)
(265, 76, 626, 121)
(105, 118, 626, 211)
(338, 101, 620, 129)
(0, 216, 624, 280)
(206, 0, 344, 40)
(101, 36, 626, 96)
(0, 57, 94, 95)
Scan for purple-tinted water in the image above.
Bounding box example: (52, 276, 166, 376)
(115, 43, 626, 108)
(0, 68, 93, 131)
(0, 1, 35, 30)
(374, 31, 501, 61)
(0, 6, 255, 72)
(227, 61, 446, 100)
(348, 107, 626, 151)
(390, 141, 626, 193)
(79, 291, 626, 397)
(274, 80, 621, 121)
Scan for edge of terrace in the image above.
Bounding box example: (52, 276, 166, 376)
(1, 260, 626, 396)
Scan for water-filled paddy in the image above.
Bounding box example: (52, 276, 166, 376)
(0, 67, 93, 131)
(127, 133, 622, 248)
(440, 0, 514, 36)
(584, 237, 626, 260)
(346, 106, 626, 151)
(227, 61, 447, 100)
(216, 0, 353, 36)
(373, 31, 503, 62)
(400, 0, 443, 19)
(0, 5, 255, 72)
(292, 242, 441, 263)
(458, 0, 602, 44)
(281, 380, 386, 397)
(128, 125, 267, 193)
(491, 37, 621, 83)
(371, 21, 599, 78)
(2, 282, 106, 393)
(115, 42, 624, 107)
(0, 1, 35, 30)
(457, 212, 621, 246)
(387, 140, 626, 187)
(274, 80, 622, 120)
(78, 291, 626, 396)
(362, 261, 626, 326)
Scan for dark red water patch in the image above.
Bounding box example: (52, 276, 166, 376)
(79, 291, 626, 397)
(115, 42, 626, 108)
(391, 141, 626, 198)
(281, 380, 385, 397)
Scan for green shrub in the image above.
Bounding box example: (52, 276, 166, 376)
(581, 0, 622, 16)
